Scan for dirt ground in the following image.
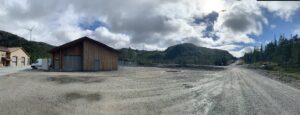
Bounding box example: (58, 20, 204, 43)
(1, 66, 300, 115)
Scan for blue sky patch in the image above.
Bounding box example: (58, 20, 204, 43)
(79, 19, 107, 31)
(252, 7, 300, 47)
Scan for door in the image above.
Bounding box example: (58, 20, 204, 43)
(54, 60, 60, 70)
(94, 59, 101, 71)
(11, 56, 17, 66)
(63, 55, 82, 71)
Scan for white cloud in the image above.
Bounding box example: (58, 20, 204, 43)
(229, 46, 254, 58)
(0, 0, 299, 58)
(92, 27, 130, 49)
(213, 0, 267, 46)
(293, 26, 300, 35)
(212, 44, 242, 51)
(270, 24, 277, 29)
(259, 1, 300, 21)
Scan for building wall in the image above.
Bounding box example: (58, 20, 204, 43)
(9, 49, 30, 66)
(52, 43, 83, 71)
(83, 40, 118, 71)
(52, 40, 118, 71)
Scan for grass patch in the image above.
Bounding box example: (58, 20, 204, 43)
(268, 67, 300, 80)
(248, 62, 300, 80)
(277, 71, 300, 79)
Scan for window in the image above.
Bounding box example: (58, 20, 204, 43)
(12, 56, 17, 66)
(21, 57, 25, 66)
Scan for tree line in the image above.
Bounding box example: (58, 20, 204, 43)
(243, 34, 300, 68)
(119, 43, 236, 66)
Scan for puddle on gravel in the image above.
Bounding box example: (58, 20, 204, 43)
(47, 75, 105, 84)
(64, 92, 101, 102)
(165, 70, 181, 72)
(183, 84, 194, 88)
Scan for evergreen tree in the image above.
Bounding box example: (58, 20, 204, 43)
(243, 34, 300, 69)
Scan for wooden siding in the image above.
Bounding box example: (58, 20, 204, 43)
(83, 40, 118, 71)
(52, 39, 118, 71)
(52, 42, 83, 71)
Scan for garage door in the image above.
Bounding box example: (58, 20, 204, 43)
(63, 55, 82, 71)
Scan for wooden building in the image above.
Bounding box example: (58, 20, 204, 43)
(0, 47, 30, 67)
(50, 37, 119, 71)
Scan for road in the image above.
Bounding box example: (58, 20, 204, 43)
(206, 66, 300, 115)
(0, 66, 300, 115)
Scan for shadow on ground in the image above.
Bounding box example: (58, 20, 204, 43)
(47, 75, 105, 84)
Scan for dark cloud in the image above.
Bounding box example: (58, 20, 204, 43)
(223, 13, 253, 33)
(220, 9, 267, 36)
(66, 0, 178, 45)
(6, 0, 63, 20)
(110, 15, 175, 44)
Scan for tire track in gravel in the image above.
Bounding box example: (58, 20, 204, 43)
(2, 66, 300, 115)
(207, 67, 300, 115)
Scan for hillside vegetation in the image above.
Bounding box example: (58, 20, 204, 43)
(0, 30, 54, 62)
(119, 43, 236, 66)
(243, 34, 300, 79)
(243, 35, 300, 68)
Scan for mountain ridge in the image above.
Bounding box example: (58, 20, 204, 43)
(119, 43, 236, 66)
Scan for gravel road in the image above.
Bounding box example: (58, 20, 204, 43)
(0, 66, 300, 115)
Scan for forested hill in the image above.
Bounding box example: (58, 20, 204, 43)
(0, 30, 54, 62)
(119, 43, 236, 66)
(243, 34, 300, 69)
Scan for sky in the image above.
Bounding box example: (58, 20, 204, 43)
(1, 0, 300, 57)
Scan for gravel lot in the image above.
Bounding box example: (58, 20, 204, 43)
(0, 66, 30, 76)
(1, 66, 300, 115)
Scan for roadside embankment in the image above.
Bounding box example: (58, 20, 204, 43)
(245, 63, 300, 89)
